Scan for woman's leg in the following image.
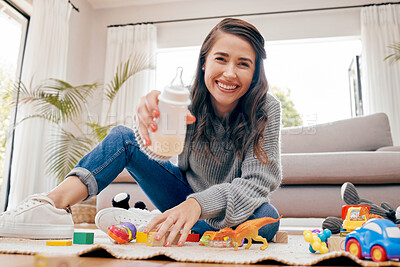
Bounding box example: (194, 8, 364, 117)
(48, 125, 193, 212)
(247, 203, 280, 241)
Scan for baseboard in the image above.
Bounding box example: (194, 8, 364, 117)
(279, 218, 325, 233)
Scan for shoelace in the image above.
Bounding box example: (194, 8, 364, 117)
(3, 198, 40, 215)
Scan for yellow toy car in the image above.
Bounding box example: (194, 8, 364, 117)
(342, 206, 368, 232)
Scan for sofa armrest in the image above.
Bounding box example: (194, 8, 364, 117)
(377, 146, 400, 152)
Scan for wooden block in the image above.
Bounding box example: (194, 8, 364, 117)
(34, 254, 78, 267)
(135, 232, 148, 243)
(328, 236, 346, 252)
(73, 232, 94, 244)
(147, 231, 165, 247)
(45, 240, 72, 246)
(272, 231, 288, 243)
(185, 233, 200, 242)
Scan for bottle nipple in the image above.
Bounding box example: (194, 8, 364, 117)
(170, 67, 184, 89)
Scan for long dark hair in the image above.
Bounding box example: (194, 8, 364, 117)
(190, 18, 269, 165)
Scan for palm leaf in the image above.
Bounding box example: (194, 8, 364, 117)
(385, 41, 400, 64)
(45, 129, 95, 182)
(86, 122, 116, 143)
(104, 54, 155, 103)
(12, 79, 99, 124)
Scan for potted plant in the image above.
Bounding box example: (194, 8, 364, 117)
(11, 54, 154, 183)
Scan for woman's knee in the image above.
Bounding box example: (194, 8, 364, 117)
(252, 203, 281, 241)
(108, 125, 137, 143)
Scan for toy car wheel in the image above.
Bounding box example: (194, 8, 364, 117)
(370, 245, 387, 262)
(346, 238, 362, 259)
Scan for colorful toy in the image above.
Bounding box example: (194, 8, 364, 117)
(214, 215, 283, 251)
(303, 229, 332, 254)
(323, 182, 400, 234)
(46, 240, 72, 246)
(199, 231, 233, 248)
(107, 222, 136, 244)
(73, 232, 94, 245)
(342, 206, 369, 232)
(146, 231, 180, 247)
(345, 218, 400, 262)
(359, 206, 384, 220)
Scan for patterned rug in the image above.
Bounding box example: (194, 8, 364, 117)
(0, 229, 399, 266)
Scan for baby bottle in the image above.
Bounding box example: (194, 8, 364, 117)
(149, 67, 191, 157)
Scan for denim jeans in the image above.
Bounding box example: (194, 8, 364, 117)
(68, 125, 280, 241)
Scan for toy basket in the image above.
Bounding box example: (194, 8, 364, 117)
(71, 196, 97, 224)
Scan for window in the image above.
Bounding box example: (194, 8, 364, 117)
(0, 0, 29, 189)
(265, 37, 362, 126)
(156, 46, 200, 91)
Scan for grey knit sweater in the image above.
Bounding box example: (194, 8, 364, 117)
(135, 93, 282, 229)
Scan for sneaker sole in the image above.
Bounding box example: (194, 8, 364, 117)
(95, 207, 159, 233)
(0, 222, 74, 239)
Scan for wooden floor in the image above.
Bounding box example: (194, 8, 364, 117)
(0, 254, 282, 266)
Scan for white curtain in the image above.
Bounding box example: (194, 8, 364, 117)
(0, 0, 72, 210)
(102, 24, 157, 127)
(361, 4, 400, 145)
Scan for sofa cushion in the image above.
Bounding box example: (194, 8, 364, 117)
(282, 151, 400, 185)
(281, 113, 393, 153)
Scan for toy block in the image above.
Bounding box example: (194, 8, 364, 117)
(147, 231, 165, 247)
(45, 240, 72, 246)
(73, 232, 94, 245)
(135, 232, 148, 243)
(34, 254, 78, 267)
(340, 231, 350, 237)
(185, 233, 200, 242)
(328, 235, 346, 252)
(272, 231, 288, 243)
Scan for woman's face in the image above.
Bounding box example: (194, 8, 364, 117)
(203, 32, 256, 117)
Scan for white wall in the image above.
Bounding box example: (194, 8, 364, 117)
(67, 0, 393, 116)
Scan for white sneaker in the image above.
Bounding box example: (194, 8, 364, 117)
(0, 194, 74, 239)
(95, 207, 161, 233)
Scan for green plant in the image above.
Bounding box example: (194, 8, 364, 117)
(11, 55, 154, 182)
(385, 41, 400, 64)
(270, 86, 302, 127)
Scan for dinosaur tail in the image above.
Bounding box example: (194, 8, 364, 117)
(254, 215, 283, 229)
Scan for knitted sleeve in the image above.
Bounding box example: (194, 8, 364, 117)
(187, 95, 282, 228)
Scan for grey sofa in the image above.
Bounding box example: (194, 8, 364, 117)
(97, 113, 400, 218)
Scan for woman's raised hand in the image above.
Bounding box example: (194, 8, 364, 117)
(143, 198, 202, 247)
(135, 90, 196, 146)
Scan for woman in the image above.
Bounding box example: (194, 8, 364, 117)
(0, 18, 282, 246)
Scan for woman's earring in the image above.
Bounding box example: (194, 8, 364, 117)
(202, 66, 205, 71)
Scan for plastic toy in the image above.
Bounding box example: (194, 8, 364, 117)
(342, 206, 368, 232)
(345, 218, 400, 262)
(303, 229, 332, 254)
(46, 240, 72, 246)
(107, 222, 136, 244)
(199, 231, 233, 248)
(323, 182, 400, 235)
(73, 232, 94, 245)
(214, 215, 282, 251)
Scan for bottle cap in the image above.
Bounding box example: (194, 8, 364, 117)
(158, 67, 191, 106)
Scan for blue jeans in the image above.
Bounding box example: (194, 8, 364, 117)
(68, 125, 280, 241)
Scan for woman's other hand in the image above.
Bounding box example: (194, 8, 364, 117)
(143, 198, 201, 247)
(135, 90, 196, 147)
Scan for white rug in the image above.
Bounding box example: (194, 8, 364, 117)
(0, 229, 399, 266)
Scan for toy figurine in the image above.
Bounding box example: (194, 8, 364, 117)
(107, 222, 137, 244)
(214, 215, 282, 251)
